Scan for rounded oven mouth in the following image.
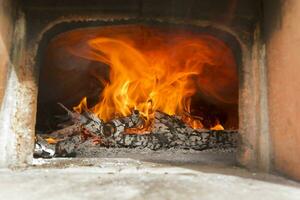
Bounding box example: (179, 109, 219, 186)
(34, 22, 241, 158)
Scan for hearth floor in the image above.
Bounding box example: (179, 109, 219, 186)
(0, 153, 300, 200)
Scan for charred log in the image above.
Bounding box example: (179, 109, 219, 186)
(35, 104, 238, 158)
(34, 135, 56, 158)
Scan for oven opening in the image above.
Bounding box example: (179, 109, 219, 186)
(34, 23, 239, 158)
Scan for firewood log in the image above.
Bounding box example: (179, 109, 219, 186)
(35, 104, 239, 157)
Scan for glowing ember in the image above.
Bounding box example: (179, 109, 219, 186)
(210, 122, 225, 131)
(45, 137, 59, 144)
(65, 25, 238, 130)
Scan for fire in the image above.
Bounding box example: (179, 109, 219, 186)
(181, 114, 204, 129)
(210, 121, 225, 131)
(73, 96, 88, 113)
(68, 25, 238, 129)
(45, 137, 59, 144)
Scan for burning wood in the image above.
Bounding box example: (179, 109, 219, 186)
(35, 104, 238, 158)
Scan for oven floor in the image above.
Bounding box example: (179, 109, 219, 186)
(0, 152, 300, 200)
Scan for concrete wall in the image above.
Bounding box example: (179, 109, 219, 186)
(264, 0, 300, 180)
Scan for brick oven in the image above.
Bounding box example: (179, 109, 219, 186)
(0, 0, 299, 183)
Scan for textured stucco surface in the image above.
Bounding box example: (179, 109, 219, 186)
(265, 0, 300, 180)
(0, 158, 300, 200)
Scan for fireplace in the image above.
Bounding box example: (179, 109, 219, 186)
(33, 22, 241, 157)
(0, 0, 281, 176)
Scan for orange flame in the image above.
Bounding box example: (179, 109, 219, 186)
(45, 137, 59, 144)
(181, 114, 204, 129)
(68, 25, 237, 128)
(210, 122, 225, 131)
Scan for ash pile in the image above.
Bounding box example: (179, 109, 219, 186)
(35, 103, 239, 158)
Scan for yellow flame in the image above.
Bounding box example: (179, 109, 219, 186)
(73, 97, 88, 113)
